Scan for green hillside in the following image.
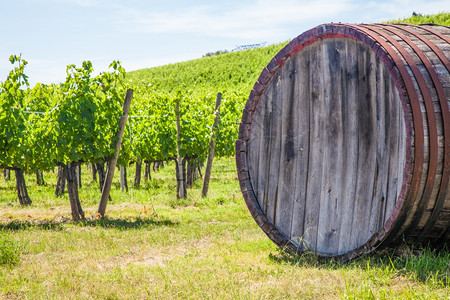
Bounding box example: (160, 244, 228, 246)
(126, 43, 287, 160)
(127, 43, 286, 94)
(388, 11, 450, 26)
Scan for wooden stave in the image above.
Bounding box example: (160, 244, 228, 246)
(236, 23, 450, 261)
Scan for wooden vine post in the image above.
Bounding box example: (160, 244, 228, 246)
(97, 89, 133, 217)
(175, 100, 187, 199)
(202, 92, 222, 197)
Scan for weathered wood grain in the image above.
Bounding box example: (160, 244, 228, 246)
(264, 76, 283, 225)
(289, 48, 311, 251)
(337, 40, 361, 254)
(274, 56, 298, 236)
(302, 41, 325, 252)
(315, 40, 344, 254)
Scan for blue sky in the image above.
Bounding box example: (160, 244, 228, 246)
(0, 0, 448, 85)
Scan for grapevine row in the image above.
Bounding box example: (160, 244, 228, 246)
(0, 43, 286, 218)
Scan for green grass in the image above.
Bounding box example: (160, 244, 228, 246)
(0, 159, 449, 299)
(0, 235, 21, 267)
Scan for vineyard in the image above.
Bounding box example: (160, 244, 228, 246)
(0, 43, 287, 218)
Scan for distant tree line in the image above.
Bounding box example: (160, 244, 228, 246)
(202, 50, 229, 57)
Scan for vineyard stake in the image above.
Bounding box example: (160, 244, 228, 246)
(175, 100, 187, 198)
(97, 89, 133, 217)
(202, 92, 222, 197)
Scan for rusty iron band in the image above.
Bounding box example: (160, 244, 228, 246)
(383, 23, 450, 243)
(374, 23, 442, 242)
(398, 23, 450, 45)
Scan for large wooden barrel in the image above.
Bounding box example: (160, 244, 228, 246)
(236, 23, 450, 261)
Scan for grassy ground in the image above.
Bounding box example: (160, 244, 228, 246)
(0, 158, 449, 299)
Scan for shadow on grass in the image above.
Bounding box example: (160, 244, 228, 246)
(0, 186, 16, 191)
(0, 216, 179, 232)
(268, 248, 337, 268)
(0, 220, 64, 231)
(269, 246, 450, 287)
(80, 217, 178, 230)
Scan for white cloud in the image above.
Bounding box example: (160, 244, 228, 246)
(33, 0, 104, 7)
(363, 0, 449, 21)
(116, 0, 448, 41)
(365, 0, 448, 14)
(117, 0, 355, 40)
